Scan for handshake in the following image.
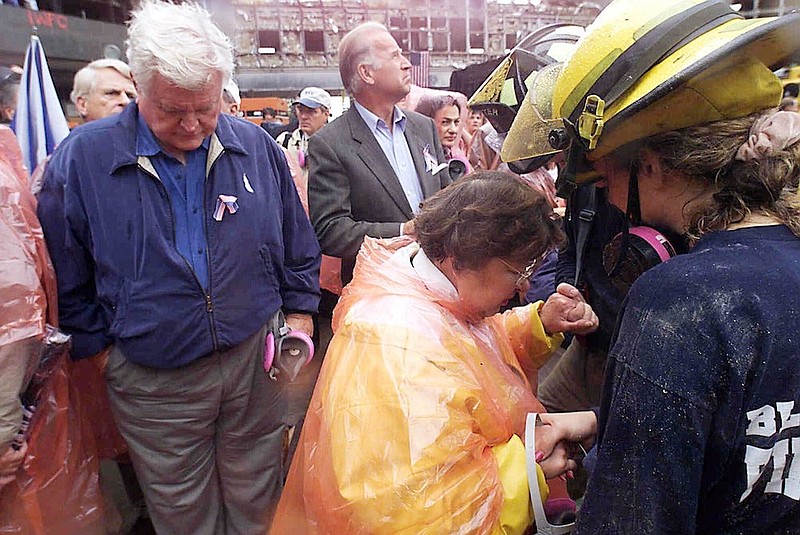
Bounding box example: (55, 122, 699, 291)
(532, 411, 598, 480)
(526, 411, 599, 534)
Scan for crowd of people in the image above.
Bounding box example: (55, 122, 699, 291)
(1, 0, 800, 533)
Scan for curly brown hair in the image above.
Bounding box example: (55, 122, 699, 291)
(415, 170, 565, 271)
(615, 111, 800, 243)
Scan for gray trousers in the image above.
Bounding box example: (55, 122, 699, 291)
(537, 338, 607, 413)
(106, 326, 286, 535)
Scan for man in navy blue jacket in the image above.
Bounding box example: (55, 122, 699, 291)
(37, 2, 321, 533)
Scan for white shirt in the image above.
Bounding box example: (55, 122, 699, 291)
(411, 247, 458, 299)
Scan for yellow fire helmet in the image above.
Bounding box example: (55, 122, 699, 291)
(468, 23, 583, 137)
(501, 61, 568, 171)
(507, 0, 800, 192)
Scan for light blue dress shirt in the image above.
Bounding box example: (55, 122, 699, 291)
(353, 101, 425, 214)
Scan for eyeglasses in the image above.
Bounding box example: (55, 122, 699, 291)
(499, 255, 545, 289)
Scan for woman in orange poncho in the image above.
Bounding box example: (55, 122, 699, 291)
(0, 125, 106, 534)
(272, 171, 597, 534)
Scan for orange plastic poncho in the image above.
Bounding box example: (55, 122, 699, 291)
(0, 127, 57, 345)
(0, 126, 106, 534)
(272, 237, 563, 534)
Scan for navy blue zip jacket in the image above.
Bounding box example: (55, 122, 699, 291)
(576, 225, 800, 534)
(38, 104, 321, 369)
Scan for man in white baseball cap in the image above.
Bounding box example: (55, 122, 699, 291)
(276, 86, 331, 195)
(295, 86, 331, 111)
(221, 78, 241, 116)
(278, 86, 331, 150)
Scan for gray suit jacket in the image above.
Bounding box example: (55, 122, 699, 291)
(308, 105, 449, 283)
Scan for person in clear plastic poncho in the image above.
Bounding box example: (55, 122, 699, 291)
(272, 171, 598, 534)
(0, 124, 106, 534)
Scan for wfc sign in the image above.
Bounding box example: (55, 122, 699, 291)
(27, 10, 69, 31)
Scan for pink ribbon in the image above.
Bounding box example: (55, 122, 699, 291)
(735, 110, 800, 162)
(213, 194, 239, 222)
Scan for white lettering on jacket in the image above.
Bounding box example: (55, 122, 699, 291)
(741, 401, 800, 502)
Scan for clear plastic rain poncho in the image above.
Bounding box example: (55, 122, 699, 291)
(0, 126, 56, 346)
(272, 236, 565, 534)
(0, 126, 106, 534)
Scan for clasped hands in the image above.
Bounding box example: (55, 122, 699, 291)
(539, 283, 598, 337)
(534, 411, 598, 480)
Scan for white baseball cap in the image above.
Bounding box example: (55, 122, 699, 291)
(295, 87, 331, 110)
(223, 78, 241, 105)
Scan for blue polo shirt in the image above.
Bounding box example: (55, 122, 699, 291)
(136, 114, 211, 289)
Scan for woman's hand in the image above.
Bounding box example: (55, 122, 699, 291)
(536, 411, 598, 459)
(539, 283, 598, 336)
(0, 441, 27, 489)
(538, 441, 579, 480)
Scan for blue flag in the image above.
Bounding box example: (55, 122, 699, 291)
(12, 35, 69, 175)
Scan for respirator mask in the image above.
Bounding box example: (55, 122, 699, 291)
(264, 310, 315, 382)
(602, 224, 678, 294)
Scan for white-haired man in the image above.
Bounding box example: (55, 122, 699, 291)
(308, 22, 450, 285)
(37, 1, 321, 533)
(70, 58, 136, 122)
(30, 59, 136, 195)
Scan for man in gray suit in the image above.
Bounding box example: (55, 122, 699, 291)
(308, 22, 450, 284)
